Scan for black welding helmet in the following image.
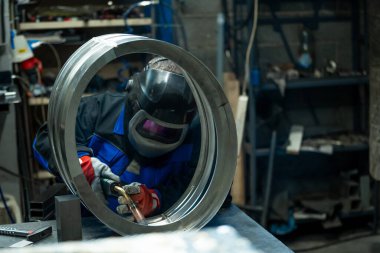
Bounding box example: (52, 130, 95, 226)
(125, 67, 195, 158)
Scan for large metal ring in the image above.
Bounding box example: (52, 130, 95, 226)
(48, 34, 237, 234)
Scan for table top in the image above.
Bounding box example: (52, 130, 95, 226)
(0, 205, 292, 252)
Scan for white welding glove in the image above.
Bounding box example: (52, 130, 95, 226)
(79, 156, 120, 204)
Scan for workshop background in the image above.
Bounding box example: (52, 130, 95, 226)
(1, 0, 380, 252)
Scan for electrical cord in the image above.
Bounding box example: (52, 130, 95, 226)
(242, 0, 259, 95)
(32, 106, 43, 126)
(0, 166, 25, 179)
(0, 166, 34, 183)
(0, 185, 15, 224)
(11, 75, 30, 95)
(42, 43, 61, 70)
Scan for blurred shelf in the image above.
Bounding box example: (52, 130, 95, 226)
(292, 208, 374, 225)
(339, 207, 375, 219)
(28, 93, 95, 106)
(259, 15, 352, 25)
(333, 143, 369, 152)
(261, 75, 369, 91)
(19, 18, 152, 31)
(245, 142, 369, 158)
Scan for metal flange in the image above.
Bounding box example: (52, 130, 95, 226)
(48, 34, 237, 234)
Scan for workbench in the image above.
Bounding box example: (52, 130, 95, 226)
(0, 205, 292, 252)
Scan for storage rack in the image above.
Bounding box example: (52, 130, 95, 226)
(231, 0, 370, 228)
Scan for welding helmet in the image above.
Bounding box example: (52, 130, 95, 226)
(125, 66, 195, 158)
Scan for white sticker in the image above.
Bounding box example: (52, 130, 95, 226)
(9, 240, 33, 248)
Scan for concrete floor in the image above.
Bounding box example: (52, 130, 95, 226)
(281, 218, 379, 253)
(289, 234, 380, 253)
(313, 236, 380, 253)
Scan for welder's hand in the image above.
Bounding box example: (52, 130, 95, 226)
(116, 182, 160, 217)
(79, 156, 120, 203)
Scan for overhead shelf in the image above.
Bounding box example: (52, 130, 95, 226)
(28, 93, 94, 106)
(261, 75, 369, 91)
(19, 18, 152, 31)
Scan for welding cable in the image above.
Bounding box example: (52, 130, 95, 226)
(242, 0, 259, 95)
(0, 185, 15, 224)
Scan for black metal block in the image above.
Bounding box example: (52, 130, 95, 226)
(55, 195, 82, 242)
(30, 183, 67, 221)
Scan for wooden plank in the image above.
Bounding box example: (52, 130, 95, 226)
(224, 72, 246, 205)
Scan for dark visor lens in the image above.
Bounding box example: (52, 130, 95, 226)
(136, 119, 183, 144)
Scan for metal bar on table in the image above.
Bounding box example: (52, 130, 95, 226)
(261, 130, 277, 227)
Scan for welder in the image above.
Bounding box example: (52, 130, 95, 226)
(33, 57, 198, 217)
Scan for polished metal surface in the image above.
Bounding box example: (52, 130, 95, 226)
(0, 206, 294, 252)
(47, 34, 237, 234)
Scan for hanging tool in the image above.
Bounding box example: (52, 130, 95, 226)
(101, 179, 147, 225)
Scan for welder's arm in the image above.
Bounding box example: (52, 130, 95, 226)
(79, 156, 120, 203)
(33, 95, 100, 176)
(33, 123, 94, 177)
(33, 122, 59, 175)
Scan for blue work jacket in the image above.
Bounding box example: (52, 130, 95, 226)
(33, 92, 199, 212)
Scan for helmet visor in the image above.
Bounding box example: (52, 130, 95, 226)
(136, 119, 184, 144)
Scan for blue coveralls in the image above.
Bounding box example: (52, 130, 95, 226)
(33, 92, 198, 212)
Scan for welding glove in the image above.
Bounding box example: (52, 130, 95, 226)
(79, 156, 120, 203)
(116, 182, 160, 217)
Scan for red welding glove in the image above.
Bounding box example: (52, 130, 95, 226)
(116, 182, 160, 217)
(79, 155, 95, 184)
(79, 155, 120, 203)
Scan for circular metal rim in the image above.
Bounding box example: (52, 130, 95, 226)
(48, 34, 237, 234)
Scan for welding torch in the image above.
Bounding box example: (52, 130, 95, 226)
(100, 178, 147, 225)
